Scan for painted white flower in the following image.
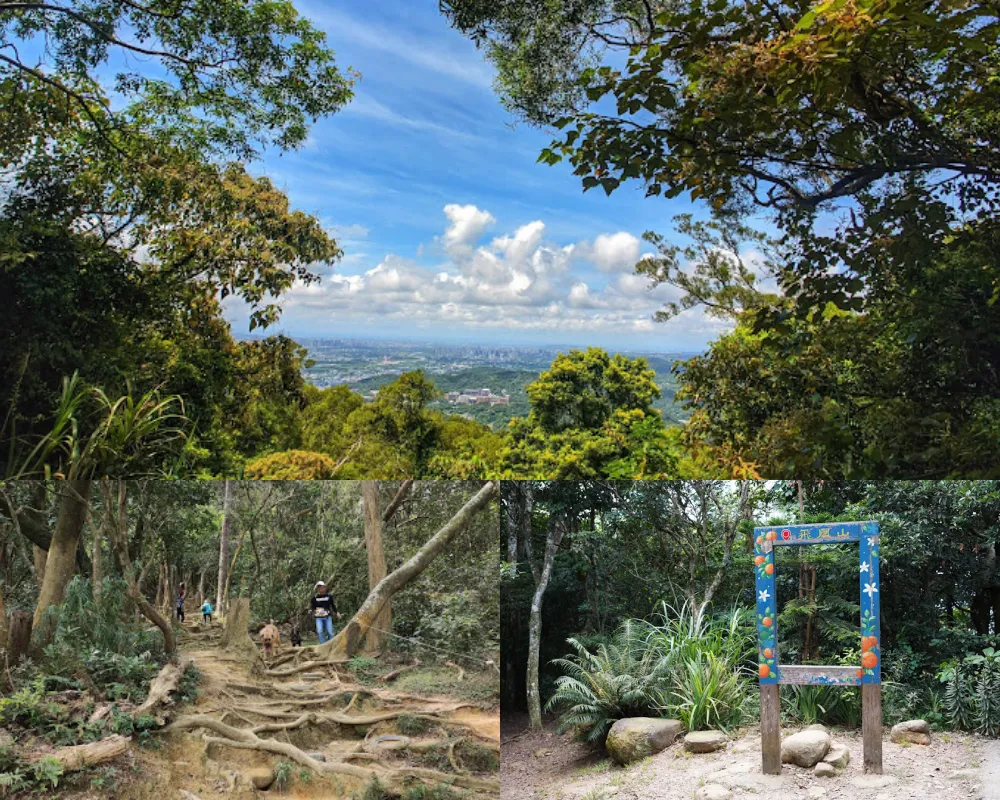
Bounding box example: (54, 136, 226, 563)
(867, 537, 877, 547)
(859, 563, 869, 573)
(863, 582, 879, 598)
(759, 590, 770, 602)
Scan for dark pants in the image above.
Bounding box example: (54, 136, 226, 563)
(177, 605, 185, 622)
(202, 613, 211, 624)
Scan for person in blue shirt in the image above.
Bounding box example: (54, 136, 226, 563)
(201, 599, 213, 625)
(310, 581, 342, 644)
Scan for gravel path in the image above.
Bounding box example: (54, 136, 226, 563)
(983, 738, 1000, 800)
(501, 719, 988, 800)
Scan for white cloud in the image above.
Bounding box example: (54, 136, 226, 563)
(587, 231, 642, 272)
(268, 205, 734, 344)
(442, 203, 495, 258)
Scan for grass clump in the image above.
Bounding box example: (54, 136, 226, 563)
(396, 713, 432, 736)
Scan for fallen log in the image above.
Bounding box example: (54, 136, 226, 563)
(25, 735, 129, 772)
(134, 657, 191, 722)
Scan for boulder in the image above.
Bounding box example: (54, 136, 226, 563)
(683, 730, 728, 753)
(890, 720, 931, 745)
(780, 728, 831, 768)
(814, 762, 839, 777)
(822, 743, 851, 769)
(605, 717, 683, 765)
(246, 766, 274, 790)
(805, 723, 829, 733)
(694, 785, 731, 800)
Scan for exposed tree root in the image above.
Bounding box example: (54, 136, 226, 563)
(263, 657, 349, 678)
(444, 661, 466, 682)
(230, 703, 476, 727)
(165, 715, 499, 793)
(379, 657, 420, 683)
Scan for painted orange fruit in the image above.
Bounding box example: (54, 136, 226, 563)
(763, 648, 773, 658)
(861, 651, 878, 669)
(766, 531, 777, 541)
(856, 669, 864, 679)
(762, 616, 773, 628)
(765, 563, 774, 575)
(759, 663, 770, 678)
(861, 636, 878, 652)
(756, 536, 763, 546)
(755, 555, 766, 565)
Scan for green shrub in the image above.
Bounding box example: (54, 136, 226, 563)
(397, 713, 431, 736)
(940, 648, 1000, 737)
(545, 603, 755, 742)
(274, 761, 294, 791)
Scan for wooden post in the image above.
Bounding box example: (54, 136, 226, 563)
(760, 684, 781, 774)
(862, 683, 882, 773)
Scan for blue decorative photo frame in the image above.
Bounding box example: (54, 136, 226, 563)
(753, 520, 883, 774)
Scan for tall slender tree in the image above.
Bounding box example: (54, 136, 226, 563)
(216, 479, 234, 617)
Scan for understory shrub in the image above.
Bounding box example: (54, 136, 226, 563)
(939, 648, 1000, 737)
(545, 602, 756, 742)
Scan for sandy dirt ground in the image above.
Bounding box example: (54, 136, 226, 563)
(500, 714, 990, 800)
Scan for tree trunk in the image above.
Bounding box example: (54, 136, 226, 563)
(102, 481, 176, 657)
(92, 514, 102, 602)
(381, 479, 414, 524)
(33, 480, 92, 632)
(316, 481, 497, 661)
(32, 545, 47, 585)
(527, 519, 565, 730)
(216, 479, 234, 618)
(0, 582, 7, 653)
(362, 481, 389, 653)
(198, 570, 205, 606)
(7, 609, 32, 666)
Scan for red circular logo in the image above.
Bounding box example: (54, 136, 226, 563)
(781, 529, 791, 540)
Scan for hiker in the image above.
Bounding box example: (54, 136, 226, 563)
(176, 582, 186, 623)
(311, 580, 342, 644)
(201, 599, 213, 625)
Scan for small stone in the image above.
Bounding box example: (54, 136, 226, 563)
(694, 785, 731, 800)
(807, 788, 828, 800)
(532, 748, 551, 759)
(605, 717, 683, 765)
(814, 762, 839, 777)
(246, 766, 274, 790)
(683, 730, 728, 753)
(823, 743, 851, 769)
(307, 752, 327, 762)
(894, 719, 930, 733)
(781, 728, 831, 767)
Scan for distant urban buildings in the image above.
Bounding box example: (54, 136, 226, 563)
(445, 388, 510, 406)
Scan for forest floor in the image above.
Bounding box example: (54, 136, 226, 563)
(37, 619, 500, 799)
(500, 713, 989, 800)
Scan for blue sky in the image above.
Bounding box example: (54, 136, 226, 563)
(224, 0, 731, 352)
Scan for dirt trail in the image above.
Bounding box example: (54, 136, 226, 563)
(501, 716, 987, 800)
(120, 620, 499, 800)
(983, 739, 1000, 800)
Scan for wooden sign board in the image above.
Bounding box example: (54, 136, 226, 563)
(754, 521, 882, 774)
